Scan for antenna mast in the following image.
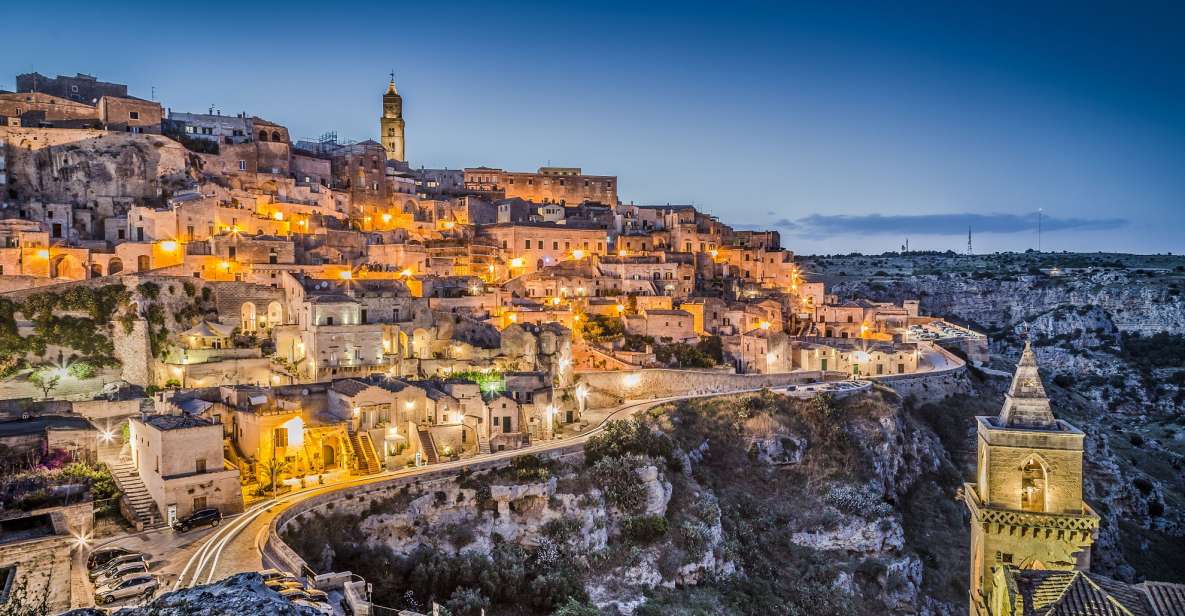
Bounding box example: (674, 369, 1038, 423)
(967, 226, 973, 255)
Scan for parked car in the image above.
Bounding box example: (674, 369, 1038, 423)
(87, 547, 137, 571)
(265, 579, 304, 591)
(94, 562, 149, 587)
(90, 554, 145, 580)
(173, 507, 223, 532)
(278, 588, 330, 602)
(95, 574, 158, 605)
(259, 569, 294, 581)
(293, 599, 334, 615)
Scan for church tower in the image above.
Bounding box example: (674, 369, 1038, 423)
(964, 341, 1099, 615)
(380, 74, 405, 162)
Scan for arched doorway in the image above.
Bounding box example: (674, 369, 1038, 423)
(1020, 458, 1047, 512)
(89, 263, 102, 278)
(240, 303, 257, 332)
(266, 301, 283, 329)
(322, 444, 336, 468)
(107, 257, 123, 275)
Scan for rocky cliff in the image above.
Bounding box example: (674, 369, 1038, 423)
(283, 388, 967, 615)
(815, 253, 1185, 587)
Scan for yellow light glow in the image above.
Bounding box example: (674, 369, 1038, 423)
(404, 400, 415, 410)
(231, 225, 241, 234)
(615, 304, 625, 313)
(35, 249, 50, 259)
(281, 416, 305, 449)
(399, 268, 414, 277)
(510, 258, 524, 268)
(160, 240, 178, 253)
(442, 221, 455, 230)
(709, 249, 719, 258)
(218, 260, 231, 270)
(299, 219, 308, 227)
(622, 373, 641, 388)
(759, 321, 771, 330)
(381, 213, 392, 223)
(617, 249, 628, 257)
(507, 313, 518, 323)
(573, 314, 582, 322)
(272, 211, 284, 221)
(551, 297, 562, 306)
(572, 249, 585, 259)
(339, 270, 353, 280)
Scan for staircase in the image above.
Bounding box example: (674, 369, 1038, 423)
(108, 461, 164, 530)
(478, 432, 491, 455)
(417, 429, 439, 464)
(347, 429, 381, 475)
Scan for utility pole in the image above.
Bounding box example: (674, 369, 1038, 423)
(1037, 208, 1043, 252)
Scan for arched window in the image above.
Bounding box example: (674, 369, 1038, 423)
(258, 132, 268, 142)
(1020, 458, 1047, 512)
(107, 257, 123, 275)
(271, 131, 281, 142)
(241, 303, 257, 332)
(267, 301, 283, 328)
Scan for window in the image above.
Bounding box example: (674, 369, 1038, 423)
(129, 111, 140, 120)
(552, 241, 558, 250)
(898, 363, 905, 373)
(524, 240, 530, 249)
(195, 458, 206, 473)
(238, 160, 246, 171)
(274, 427, 289, 448)
(325, 316, 334, 326)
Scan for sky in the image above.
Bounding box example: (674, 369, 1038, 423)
(3, 1, 1183, 255)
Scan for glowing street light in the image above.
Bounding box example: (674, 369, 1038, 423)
(36, 249, 50, 259)
(338, 270, 353, 280)
(159, 240, 178, 253)
(571, 249, 585, 260)
(759, 321, 771, 330)
(272, 211, 284, 221)
(399, 268, 414, 277)
(510, 258, 524, 268)
(615, 304, 625, 314)
(381, 213, 392, 223)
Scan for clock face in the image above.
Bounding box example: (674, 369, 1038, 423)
(1023, 378, 1038, 388)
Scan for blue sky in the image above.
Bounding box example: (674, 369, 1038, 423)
(4, 1, 1183, 255)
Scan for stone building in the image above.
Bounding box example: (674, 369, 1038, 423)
(464, 166, 617, 206)
(128, 414, 243, 523)
(964, 342, 1099, 615)
(16, 72, 128, 103)
(380, 75, 406, 162)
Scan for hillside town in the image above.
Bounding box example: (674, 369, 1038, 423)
(0, 70, 1181, 616)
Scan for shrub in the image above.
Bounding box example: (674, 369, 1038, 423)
(591, 455, 649, 513)
(584, 419, 678, 470)
(621, 514, 668, 543)
(823, 484, 894, 519)
(445, 587, 490, 616)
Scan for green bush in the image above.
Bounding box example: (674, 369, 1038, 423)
(584, 419, 679, 470)
(67, 362, 97, 379)
(621, 514, 668, 543)
(591, 455, 649, 513)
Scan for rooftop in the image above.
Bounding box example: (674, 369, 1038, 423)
(138, 414, 214, 431)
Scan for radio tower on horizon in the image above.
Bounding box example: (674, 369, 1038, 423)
(967, 226, 973, 255)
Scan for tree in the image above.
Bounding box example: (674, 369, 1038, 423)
(260, 456, 292, 496)
(27, 369, 59, 400)
(553, 598, 603, 616)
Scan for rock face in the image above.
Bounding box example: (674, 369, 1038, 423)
(1, 127, 194, 209)
(61, 573, 321, 616)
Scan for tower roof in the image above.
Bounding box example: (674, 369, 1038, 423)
(998, 341, 1059, 429)
(385, 75, 398, 96)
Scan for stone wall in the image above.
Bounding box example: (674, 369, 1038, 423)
(574, 368, 831, 402)
(113, 318, 152, 386)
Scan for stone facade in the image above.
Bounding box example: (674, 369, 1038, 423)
(964, 343, 1099, 615)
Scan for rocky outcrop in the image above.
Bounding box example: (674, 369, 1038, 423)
(61, 573, 321, 616)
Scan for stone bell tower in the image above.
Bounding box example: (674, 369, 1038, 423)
(380, 73, 405, 162)
(963, 341, 1099, 615)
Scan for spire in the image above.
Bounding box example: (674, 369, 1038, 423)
(386, 71, 398, 95)
(998, 341, 1058, 429)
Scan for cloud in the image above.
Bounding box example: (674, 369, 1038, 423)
(765, 212, 1127, 237)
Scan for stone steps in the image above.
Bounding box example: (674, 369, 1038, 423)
(108, 462, 164, 529)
